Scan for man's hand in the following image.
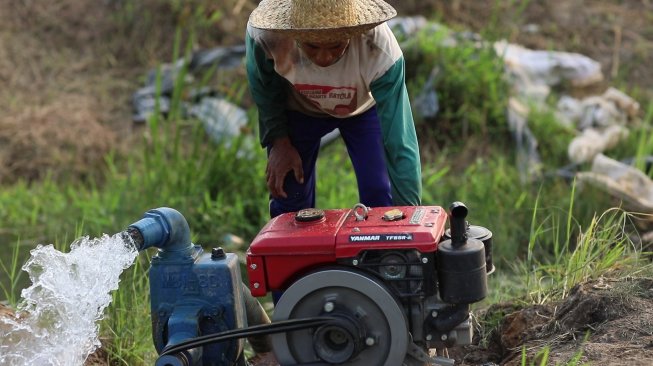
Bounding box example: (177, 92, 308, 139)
(266, 137, 304, 198)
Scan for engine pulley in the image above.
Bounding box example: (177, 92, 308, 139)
(271, 269, 410, 366)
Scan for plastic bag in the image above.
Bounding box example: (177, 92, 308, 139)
(577, 154, 653, 213)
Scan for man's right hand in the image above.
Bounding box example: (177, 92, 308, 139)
(266, 137, 304, 198)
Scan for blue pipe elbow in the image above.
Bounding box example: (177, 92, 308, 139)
(128, 207, 193, 255)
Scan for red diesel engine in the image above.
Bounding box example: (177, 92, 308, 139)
(246, 202, 492, 366)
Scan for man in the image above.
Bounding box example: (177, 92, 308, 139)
(246, 0, 421, 218)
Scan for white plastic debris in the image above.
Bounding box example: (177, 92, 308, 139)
(387, 16, 429, 39)
(132, 45, 246, 123)
(507, 98, 542, 182)
(189, 97, 248, 145)
(558, 87, 639, 164)
(576, 95, 625, 129)
(557, 88, 638, 130)
(602, 87, 640, 119)
(567, 125, 629, 164)
(189, 97, 257, 157)
(577, 154, 653, 213)
(494, 40, 604, 101)
(412, 68, 440, 120)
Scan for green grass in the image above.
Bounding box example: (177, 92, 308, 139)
(0, 241, 23, 306)
(520, 343, 588, 366)
(102, 257, 155, 364)
(403, 24, 510, 148)
(520, 192, 644, 304)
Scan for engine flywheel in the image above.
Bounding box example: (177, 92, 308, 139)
(271, 269, 409, 365)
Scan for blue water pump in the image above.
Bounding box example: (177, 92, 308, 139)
(127, 207, 258, 366)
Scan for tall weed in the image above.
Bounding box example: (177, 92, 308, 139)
(520, 189, 641, 303)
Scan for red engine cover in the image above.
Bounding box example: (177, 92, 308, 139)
(246, 205, 448, 296)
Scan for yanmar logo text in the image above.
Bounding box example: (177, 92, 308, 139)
(349, 234, 413, 243)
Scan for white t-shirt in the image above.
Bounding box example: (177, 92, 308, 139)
(247, 23, 403, 118)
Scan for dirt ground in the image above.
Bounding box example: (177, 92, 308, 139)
(453, 276, 653, 365)
(1, 1, 653, 365)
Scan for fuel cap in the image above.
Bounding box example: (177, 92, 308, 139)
(295, 208, 325, 222)
(382, 208, 404, 221)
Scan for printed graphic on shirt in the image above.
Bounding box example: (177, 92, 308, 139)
(294, 84, 358, 116)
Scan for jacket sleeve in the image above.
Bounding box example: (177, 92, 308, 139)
(245, 30, 289, 148)
(370, 56, 422, 206)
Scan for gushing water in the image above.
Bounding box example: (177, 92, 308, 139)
(0, 233, 138, 366)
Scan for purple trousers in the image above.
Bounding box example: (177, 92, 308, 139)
(268, 107, 392, 218)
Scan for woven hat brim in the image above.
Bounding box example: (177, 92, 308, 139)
(272, 23, 383, 42)
(249, 0, 396, 42)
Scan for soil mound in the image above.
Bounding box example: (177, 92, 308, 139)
(455, 277, 653, 365)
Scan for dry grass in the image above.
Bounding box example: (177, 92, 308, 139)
(0, 1, 172, 184)
(0, 95, 117, 184)
(0, 0, 262, 184)
(0, 0, 652, 184)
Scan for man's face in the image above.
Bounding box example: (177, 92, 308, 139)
(297, 39, 350, 67)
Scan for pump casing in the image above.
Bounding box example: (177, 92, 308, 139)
(150, 249, 247, 365)
(129, 207, 248, 366)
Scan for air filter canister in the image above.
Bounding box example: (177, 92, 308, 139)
(436, 237, 488, 304)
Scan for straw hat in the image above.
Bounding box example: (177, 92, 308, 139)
(249, 0, 397, 42)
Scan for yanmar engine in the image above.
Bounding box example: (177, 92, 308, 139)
(246, 202, 493, 366)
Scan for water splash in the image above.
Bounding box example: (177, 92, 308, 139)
(0, 233, 138, 366)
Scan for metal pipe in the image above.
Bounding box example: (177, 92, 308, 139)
(241, 283, 272, 353)
(430, 304, 470, 332)
(156, 304, 204, 366)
